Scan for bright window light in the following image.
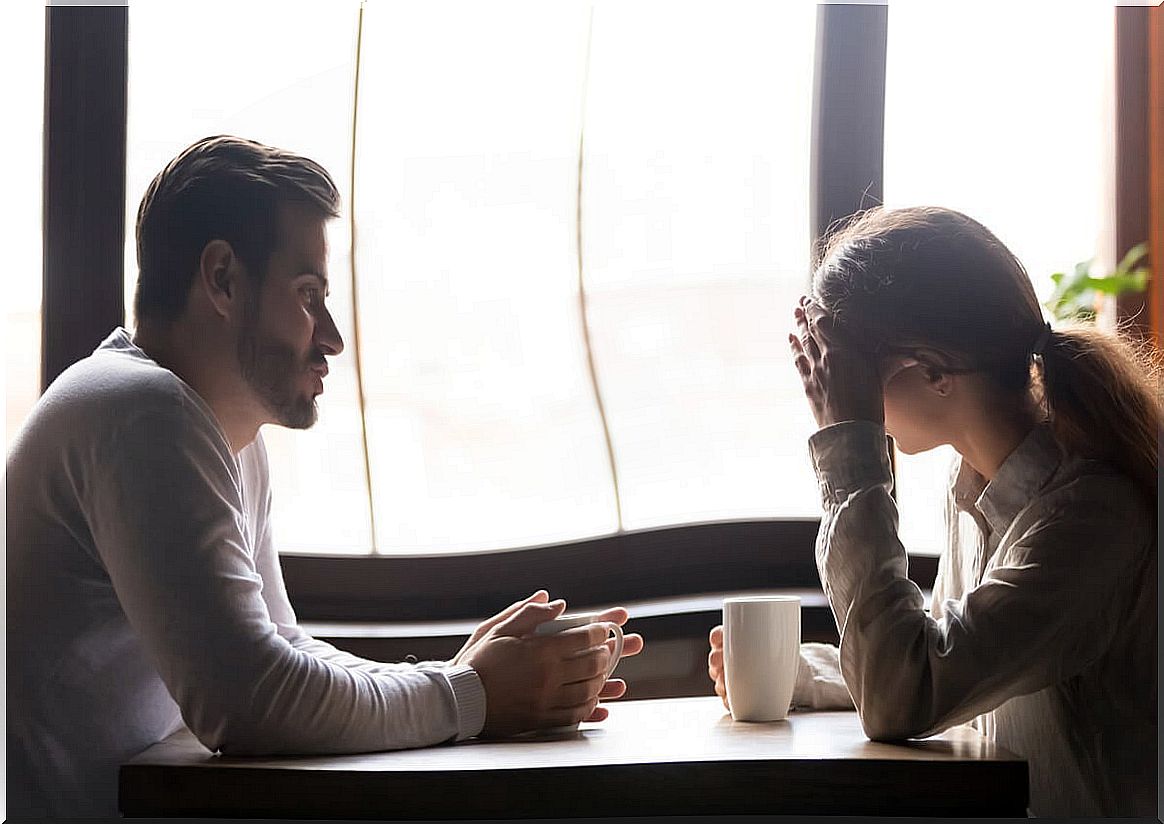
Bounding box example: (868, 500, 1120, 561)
(353, 0, 819, 552)
(126, 0, 371, 554)
(3, 2, 44, 455)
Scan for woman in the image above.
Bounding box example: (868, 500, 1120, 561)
(708, 206, 1158, 817)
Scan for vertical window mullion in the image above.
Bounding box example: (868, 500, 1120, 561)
(43, 4, 128, 390)
(808, 2, 892, 491)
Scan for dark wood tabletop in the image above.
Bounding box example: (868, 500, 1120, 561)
(120, 696, 1028, 818)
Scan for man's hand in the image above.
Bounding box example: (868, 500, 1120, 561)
(788, 296, 885, 428)
(459, 596, 645, 737)
(451, 590, 552, 667)
(576, 605, 644, 723)
(708, 625, 729, 712)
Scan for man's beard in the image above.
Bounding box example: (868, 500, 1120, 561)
(237, 320, 321, 430)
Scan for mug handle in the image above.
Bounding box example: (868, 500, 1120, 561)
(600, 622, 624, 678)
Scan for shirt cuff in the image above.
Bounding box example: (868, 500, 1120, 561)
(808, 420, 893, 505)
(443, 664, 486, 741)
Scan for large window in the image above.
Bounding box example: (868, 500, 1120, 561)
(126, 0, 820, 555)
(117, 2, 1124, 560)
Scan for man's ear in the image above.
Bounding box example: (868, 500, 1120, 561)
(197, 239, 243, 319)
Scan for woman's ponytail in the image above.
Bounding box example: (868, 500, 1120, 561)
(1037, 323, 1161, 504)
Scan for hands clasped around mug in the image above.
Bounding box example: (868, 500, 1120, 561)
(458, 591, 644, 738)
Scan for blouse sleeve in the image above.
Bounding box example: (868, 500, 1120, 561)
(807, 420, 1147, 741)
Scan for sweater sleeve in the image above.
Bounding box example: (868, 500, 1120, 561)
(85, 396, 484, 755)
(791, 642, 854, 710)
(807, 420, 1147, 741)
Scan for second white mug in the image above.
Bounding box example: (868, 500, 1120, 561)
(723, 595, 800, 722)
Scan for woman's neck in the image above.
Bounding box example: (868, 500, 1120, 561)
(950, 387, 1039, 482)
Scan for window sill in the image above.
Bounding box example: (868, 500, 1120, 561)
(301, 587, 931, 700)
(300, 588, 833, 640)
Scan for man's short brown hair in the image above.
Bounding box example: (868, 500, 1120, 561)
(133, 135, 340, 323)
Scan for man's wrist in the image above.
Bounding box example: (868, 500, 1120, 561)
(443, 665, 487, 741)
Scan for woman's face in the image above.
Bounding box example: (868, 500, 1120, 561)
(880, 355, 955, 455)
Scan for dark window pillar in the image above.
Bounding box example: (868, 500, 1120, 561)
(1113, 6, 1152, 342)
(42, 4, 128, 390)
(810, 3, 888, 255)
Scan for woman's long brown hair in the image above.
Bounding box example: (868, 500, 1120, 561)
(811, 205, 1160, 505)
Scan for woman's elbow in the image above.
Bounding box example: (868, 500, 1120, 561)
(857, 697, 928, 742)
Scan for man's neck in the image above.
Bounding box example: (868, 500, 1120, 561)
(132, 321, 262, 455)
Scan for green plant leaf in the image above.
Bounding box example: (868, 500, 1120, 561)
(1115, 242, 1148, 275)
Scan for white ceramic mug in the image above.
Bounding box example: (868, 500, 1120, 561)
(534, 612, 624, 732)
(723, 595, 800, 722)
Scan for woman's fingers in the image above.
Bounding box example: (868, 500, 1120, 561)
(709, 625, 723, 648)
(708, 648, 723, 672)
(789, 334, 811, 379)
(794, 305, 821, 361)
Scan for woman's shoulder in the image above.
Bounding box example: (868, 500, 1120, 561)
(1033, 453, 1154, 538)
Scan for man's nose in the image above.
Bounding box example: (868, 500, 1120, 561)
(316, 308, 345, 357)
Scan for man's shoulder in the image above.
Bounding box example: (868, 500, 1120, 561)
(50, 347, 188, 420)
(19, 341, 220, 456)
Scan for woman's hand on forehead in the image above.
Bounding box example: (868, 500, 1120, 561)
(804, 299, 919, 386)
(790, 295, 886, 428)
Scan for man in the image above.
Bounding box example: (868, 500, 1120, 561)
(6, 135, 643, 818)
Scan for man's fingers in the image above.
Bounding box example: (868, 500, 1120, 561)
(591, 606, 629, 626)
(551, 673, 608, 710)
(539, 706, 593, 730)
(709, 625, 723, 647)
(610, 632, 644, 659)
(551, 623, 614, 655)
(708, 648, 723, 673)
(584, 705, 610, 723)
(481, 590, 549, 633)
(559, 646, 610, 684)
(597, 678, 627, 700)
(495, 599, 566, 636)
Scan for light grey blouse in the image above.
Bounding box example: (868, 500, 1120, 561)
(792, 420, 1156, 817)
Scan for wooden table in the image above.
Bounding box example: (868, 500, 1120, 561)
(120, 696, 1028, 818)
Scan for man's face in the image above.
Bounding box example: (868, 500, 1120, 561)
(237, 203, 343, 429)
